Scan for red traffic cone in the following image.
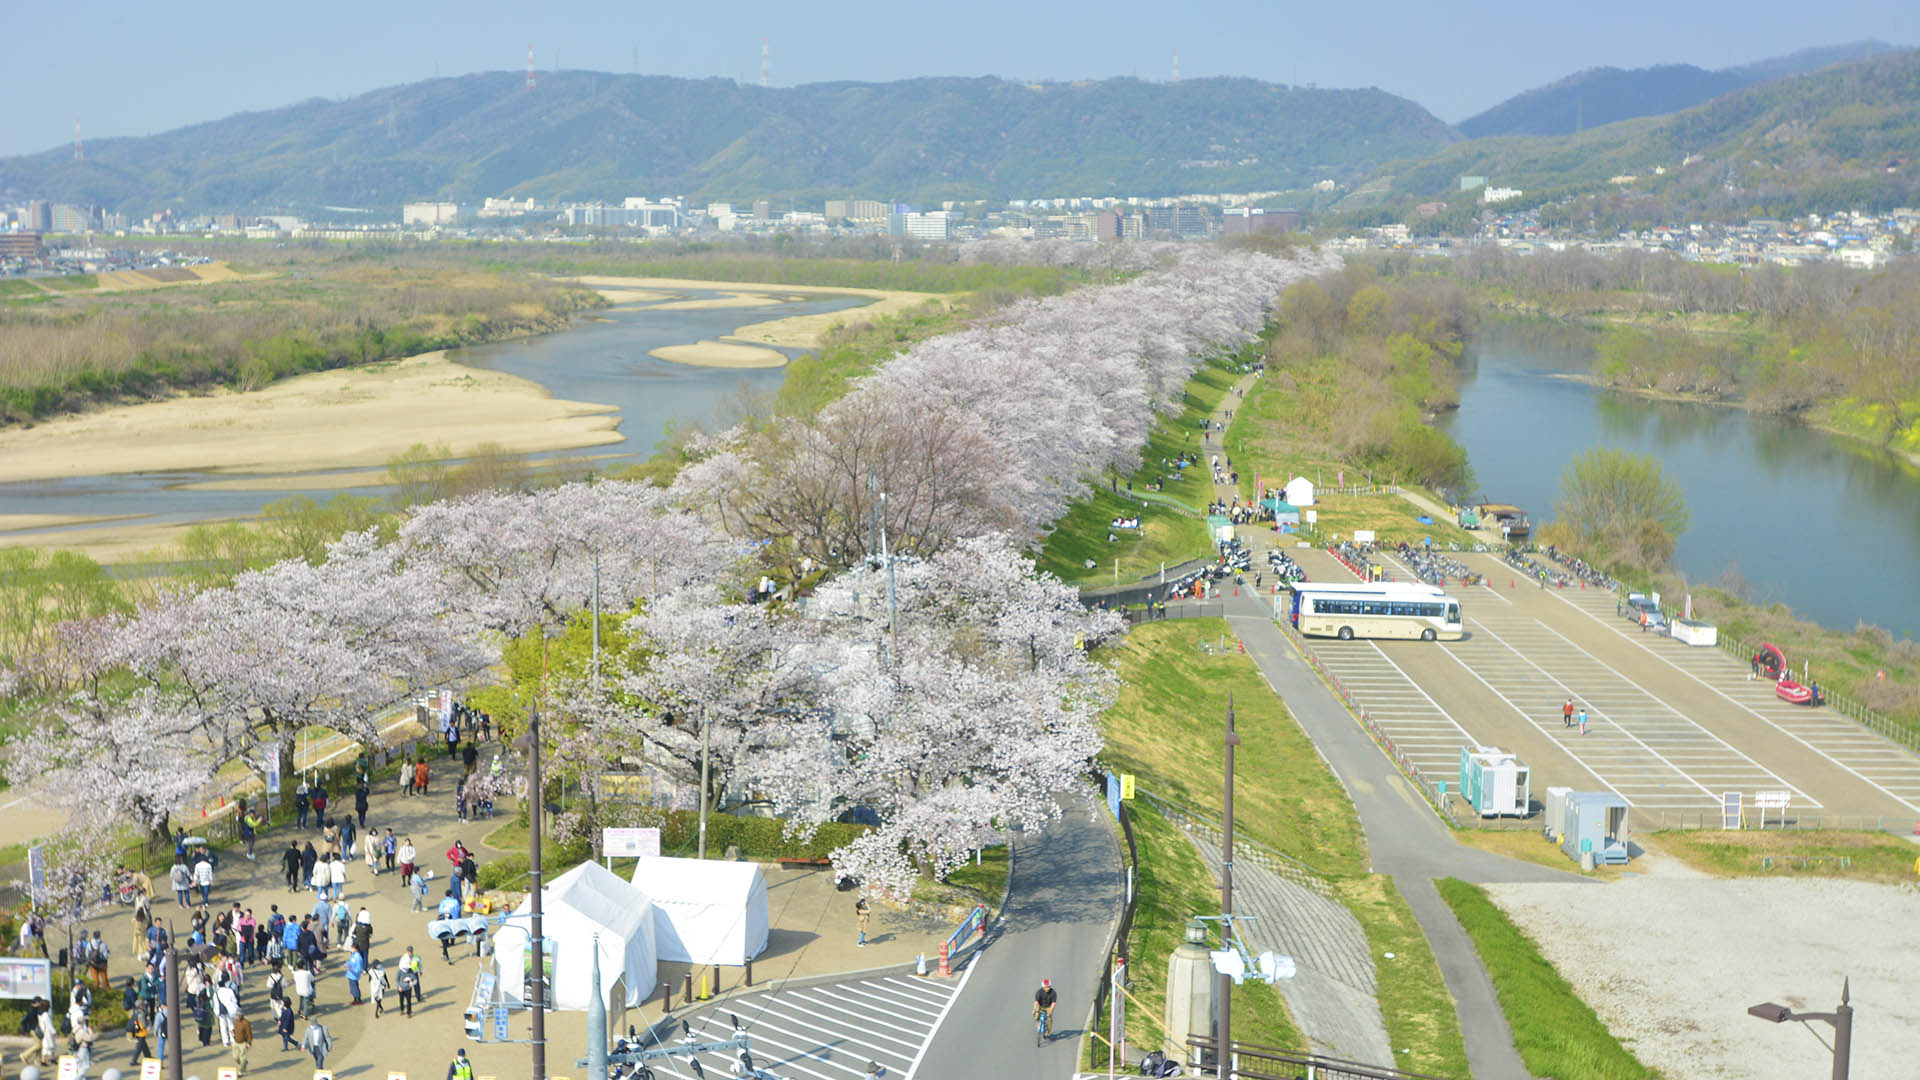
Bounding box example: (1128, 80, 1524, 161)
(1510, 579, 1516, 589)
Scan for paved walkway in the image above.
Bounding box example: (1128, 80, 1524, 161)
(917, 793, 1123, 1080)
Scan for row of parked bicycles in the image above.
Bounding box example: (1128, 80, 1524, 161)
(1395, 542, 1483, 586)
(1541, 544, 1618, 590)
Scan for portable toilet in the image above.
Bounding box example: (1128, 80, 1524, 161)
(1543, 786, 1574, 843)
(1458, 746, 1531, 818)
(1560, 792, 1632, 865)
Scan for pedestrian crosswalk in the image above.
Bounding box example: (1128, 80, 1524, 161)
(624, 972, 963, 1080)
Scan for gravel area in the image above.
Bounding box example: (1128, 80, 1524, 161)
(1486, 876, 1920, 1080)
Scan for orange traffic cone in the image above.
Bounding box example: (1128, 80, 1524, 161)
(1510, 579, 1516, 589)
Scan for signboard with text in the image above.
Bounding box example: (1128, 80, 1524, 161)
(601, 827, 660, 859)
(0, 957, 52, 999)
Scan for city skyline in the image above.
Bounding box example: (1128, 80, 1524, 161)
(1, 0, 1912, 158)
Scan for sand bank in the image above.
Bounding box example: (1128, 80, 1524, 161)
(0, 351, 623, 485)
(644, 291, 785, 310)
(567, 276, 942, 349)
(169, 469, 396, 493)
(0, 513, 142, 534)
(648, 340, 791, 369)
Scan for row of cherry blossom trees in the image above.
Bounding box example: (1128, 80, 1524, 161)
(677, 245, 1338, 574)
(7, 242, 1333, 896)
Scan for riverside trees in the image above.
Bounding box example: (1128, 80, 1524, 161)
(1550, 448, 1690, 570)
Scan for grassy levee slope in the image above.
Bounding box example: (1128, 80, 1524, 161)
(1099, 620, 1469, 1077)
(1036, 349, 1250, 586)
(1436, 879, 1661, 1080)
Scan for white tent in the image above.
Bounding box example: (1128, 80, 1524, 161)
(629, 857, 770, 966)
(495, 861, 657, 1011)
(1283, 476, 1316, 507)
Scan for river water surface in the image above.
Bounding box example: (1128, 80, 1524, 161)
(0, 291, 864, 543)
(1444, 322, 1920, 638)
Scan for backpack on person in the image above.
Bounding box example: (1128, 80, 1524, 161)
(1139, 1050, 1183, 1077)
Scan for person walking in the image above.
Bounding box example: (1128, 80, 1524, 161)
(230, 1011, 252, 1076)
(73, 1012, 95, 1079)
(364, 828, 381, 877)
(398, 838, 417, 886)
(294, 779, 311, 829)
(299, 842, 318, 893)
(401, 946, 424, 997)
(396, 961, 415, 1018)
(240, 810, 259, 861)
(383, 830, 398, 874)
(169, 859, 191, 908)
(292, 963, 315, 1020)
(447, 1047, 474, 1080)
(1562, 698, 1575, 728)
(126, 1009, 153, 1065)
(274, 998, 296, 1051)
(345, 950, 365, 1005)
(1578, 707, 1589, 736)
(367, 960, 388, 1019)
(855, 896, 870, 948)
(310, 856, 330, 902)
(409, 869, 429, 913)
(300, 1019, 332, 1070)
(353, 786, 369, 830)
(414, 759, 430, 796)
(329, 855, 348, 901)
(215, 977, 240, 1045)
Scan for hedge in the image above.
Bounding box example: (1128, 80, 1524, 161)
(475, 811, 872, 891)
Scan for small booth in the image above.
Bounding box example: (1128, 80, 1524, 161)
(495, 861, 657, 1012)
(1542, 786, 1575, 843)
(1458, 746, 1531, 818)
(1283, 476, 1316, 507)
(628, 856, 771, 966)
(1206, 514, 1234, 542)
(1260, 497, 1301, 527)
(1560, 791, 1632, 866)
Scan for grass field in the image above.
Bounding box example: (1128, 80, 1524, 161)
(1645, 829, 1920, 884)
(1098, 620, 1470, 1076)
(1437, 878, 1661, 1080)
(1035, 352, 1247, 585)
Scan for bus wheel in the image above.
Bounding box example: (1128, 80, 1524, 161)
(1421, 628, 1437, 642)
(1338, 626, 1354, 641)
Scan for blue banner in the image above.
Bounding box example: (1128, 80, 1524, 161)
(1105, 772, 1122, 820)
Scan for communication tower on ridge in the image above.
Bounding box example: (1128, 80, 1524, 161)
(761, 38, 770, 88)
(73, 119, 82, 162)
(527, 44, 536, 92)
(1172, 50, 1180, 84)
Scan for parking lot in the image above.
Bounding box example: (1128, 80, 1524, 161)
(640, 971, 963, 1080)
(1283, 546, 1920, 824)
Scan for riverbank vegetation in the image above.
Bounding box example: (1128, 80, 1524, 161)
(1099, 620, 1469, 1079)
(1227, 263, 1476, 498)
(1547, 448, 1690, 569)
(1453, 248, 1920, 461)
(0, 263, 599, 424)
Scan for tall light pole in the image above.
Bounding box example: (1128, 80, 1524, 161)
(1217, 696, 1238, 1078)
(591, 552, 601, 694)
(1749, 978, 1853, 1080)
(164, 921, 182, 1080)
(516, 706, 549, 1080)
(697, 704, 711, 860)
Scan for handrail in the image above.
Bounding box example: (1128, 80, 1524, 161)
(1187, 1036, 1456, 1080)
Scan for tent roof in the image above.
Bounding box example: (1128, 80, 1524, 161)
(521, 861, 653, 937)
(629, 856, 765, 904)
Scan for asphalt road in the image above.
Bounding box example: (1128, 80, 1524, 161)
(914, 793, 1124, 1080)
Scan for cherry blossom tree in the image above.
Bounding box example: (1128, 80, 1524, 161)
(398, 480, 734, 638)
(748, 538, 1123, 896)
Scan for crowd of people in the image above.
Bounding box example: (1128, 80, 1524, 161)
(54, 706, 503, 1079)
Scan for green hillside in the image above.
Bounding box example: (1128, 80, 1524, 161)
(0, 73, 1460, 214)
(1359, 48, 1920, 225)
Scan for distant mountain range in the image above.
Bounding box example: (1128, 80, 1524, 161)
(0, 73, 1460, 215)
(1365, 48, 1920, 224)
(1457, 40, 1904, 138)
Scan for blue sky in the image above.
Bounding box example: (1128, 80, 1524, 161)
(2, 0, 1912, 157)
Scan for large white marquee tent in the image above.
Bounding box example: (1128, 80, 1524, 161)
(495, 861, 658, 1011)
(630, 856, 771, 966)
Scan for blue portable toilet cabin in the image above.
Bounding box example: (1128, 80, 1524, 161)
(1560, 792, 1631, 865)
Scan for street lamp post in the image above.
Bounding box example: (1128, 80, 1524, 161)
(515, 707, 549, 1080)
(1749, 978, 1853, 1080)
(164, 921, 182, 1080)
(1217, 695, 1238, 1079)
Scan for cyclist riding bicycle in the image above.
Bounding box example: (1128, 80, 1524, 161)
(1033, 978, 1058, 1044)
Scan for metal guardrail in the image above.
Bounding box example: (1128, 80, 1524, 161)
(1135, 788, 1333, 897)
(1086, 771, 1141, 1071)
(1709, 630, 1920, 755)
(1275, 618, 1463, 825)
(1188, 1037, 1455, 1080)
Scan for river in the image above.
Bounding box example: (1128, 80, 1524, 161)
(0, 290, 864, 544)
(1443, 321, 1920, 638)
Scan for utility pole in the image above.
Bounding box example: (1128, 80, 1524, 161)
(527, 705, 548, 1080)
(591, 552, 601, 694)
(698, 705, 711, 859)
(1218, 696, 1238, 1078)
(164, 922, 181, 1080)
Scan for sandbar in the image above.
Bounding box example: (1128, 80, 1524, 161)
(648, 341, 790, 369)
(170, 469, 396, 493)
(566, 275, 942, 350)
(0, 512, 143, 534)
(643, 291, 785, 311)
(0, 351, 623, 485)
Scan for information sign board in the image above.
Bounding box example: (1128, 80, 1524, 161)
(601, 827, 660, 859)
